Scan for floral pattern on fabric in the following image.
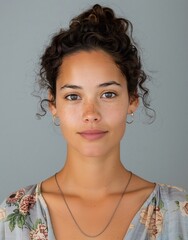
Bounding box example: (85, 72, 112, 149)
(30, 219, 48, 240)
(140, 197, 164, 239)
(1, 185, 49, 239)
(6, 189, 38, 232)
(0, 208, 6, 221)
(0, 183, 188, 240)
(175, 194, 188, 217)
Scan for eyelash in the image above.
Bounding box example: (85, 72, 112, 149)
(65, 92, 117, 101)
(101, 92, 117, 99)
(65, 94, 81, 101)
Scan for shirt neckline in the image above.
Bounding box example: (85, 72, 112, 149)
(36, 182, 159, 239)
(123, 183, 159, 238)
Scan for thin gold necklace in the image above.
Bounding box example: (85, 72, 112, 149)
(54, 171, 132, 238)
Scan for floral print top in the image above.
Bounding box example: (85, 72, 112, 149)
(0, 183, 188, 240)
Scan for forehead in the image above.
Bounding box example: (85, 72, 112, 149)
(57, 50, 126, 85)
(62, 49, 115, 64)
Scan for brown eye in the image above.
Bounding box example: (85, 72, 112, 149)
(101, 92, 116, 99)
(65, 94, 81, 101)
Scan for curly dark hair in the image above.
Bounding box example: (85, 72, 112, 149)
(36, 4, 155, 121)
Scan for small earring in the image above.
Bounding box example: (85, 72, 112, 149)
(53, 115, 60, 126)
(126, 112, 134, 124)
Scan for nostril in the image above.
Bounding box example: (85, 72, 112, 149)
(83, 113, 101, 122)
(84, 116, 99, 122)
(82, 103, 101, 122)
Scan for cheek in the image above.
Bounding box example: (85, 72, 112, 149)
(111, 105, 128, 135)
(57, 104, 80, 123)
(57, 107, 80, 138)
(110, 105, 128, 124)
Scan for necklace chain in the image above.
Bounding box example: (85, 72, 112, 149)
(54, 171, 132, 238)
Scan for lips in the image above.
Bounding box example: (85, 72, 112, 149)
(78, 130, 108, 140)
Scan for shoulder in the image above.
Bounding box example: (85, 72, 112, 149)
(156, 183, 188, 204)
(154, 183, 188, 211)
(1, 184, 39, 213)
(155, 183, 188, 227)
(0, 184, 48, 238)
(138, 183, 188, 238)
(0, 185, 40, 225)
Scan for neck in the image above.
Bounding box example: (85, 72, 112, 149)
(57, 147, 129, 197)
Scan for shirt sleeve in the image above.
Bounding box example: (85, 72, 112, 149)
(0, 185, 49, 240)
(162, 184, 188, 239)
(0, 200, 6, 240)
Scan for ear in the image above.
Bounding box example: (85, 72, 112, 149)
(127, 96, 139, 114)
(48, 91, 57, 116)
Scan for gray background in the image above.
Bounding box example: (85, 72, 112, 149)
(0, 0, 187, 202)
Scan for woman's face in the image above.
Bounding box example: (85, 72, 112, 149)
(50, 50, 138, 157)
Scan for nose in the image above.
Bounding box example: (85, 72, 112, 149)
(82, 101, 101, 123)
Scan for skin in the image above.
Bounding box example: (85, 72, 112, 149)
(42, 49, 155, 239)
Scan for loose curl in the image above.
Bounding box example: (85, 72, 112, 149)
(36, 4, 155, 121)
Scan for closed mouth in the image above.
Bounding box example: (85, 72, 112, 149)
(78, 130, 108, 140)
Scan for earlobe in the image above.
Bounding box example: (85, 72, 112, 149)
(49, 101, 57, 116)
(128, 97, 139, 114)
(48, 91, 57, 116)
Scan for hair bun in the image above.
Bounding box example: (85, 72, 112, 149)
(70, 4, 115, 34)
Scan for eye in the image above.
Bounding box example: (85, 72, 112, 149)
(65, 94, 81, 101)
(101, 92, 117, 99)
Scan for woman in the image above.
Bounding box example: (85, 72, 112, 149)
(0, 4, 187, 240)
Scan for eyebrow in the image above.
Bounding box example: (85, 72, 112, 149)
(60, 81, 122, 90)
(98, 81, 121, 88)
